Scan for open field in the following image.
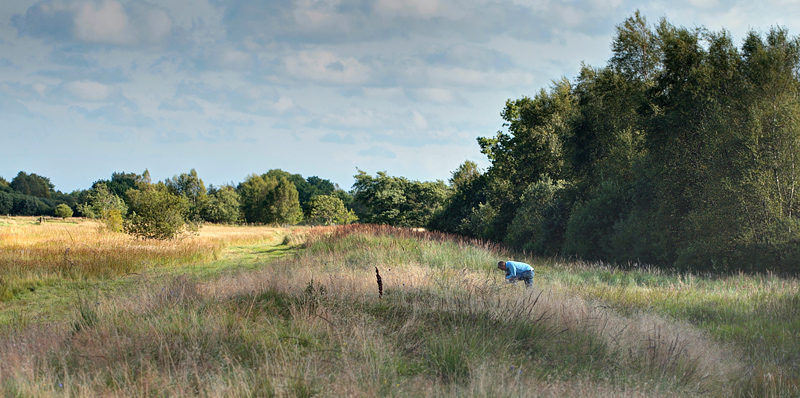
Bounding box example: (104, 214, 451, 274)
(0, 221, 797, 396)
(0, 217, 295, 301)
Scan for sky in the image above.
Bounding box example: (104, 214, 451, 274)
(2, 0, 799, 193)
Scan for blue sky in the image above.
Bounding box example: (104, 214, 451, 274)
(1, 0, 798, 192)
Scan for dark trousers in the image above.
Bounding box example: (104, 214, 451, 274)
(509, 270, 534, 287)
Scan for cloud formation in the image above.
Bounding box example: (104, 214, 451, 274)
(4, 0, 800, 192)
(13, 0, 175, 47)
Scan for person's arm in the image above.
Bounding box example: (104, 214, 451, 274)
(506, 262, 517, 279)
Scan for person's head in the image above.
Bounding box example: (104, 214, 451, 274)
(497, 261, 506, 271)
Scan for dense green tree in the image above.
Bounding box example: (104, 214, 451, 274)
(0, 191, 12, 214)
(237, 173, 303, 224)
(505, 176, 572, 255)
(449, 161, 481, 190)
(268, 177, 303, 225)
(0, 176, 8, 189)
(476, 79, 578, 240)
(78, 184, 128, 220)
(238, 174, 278, 224)
(201, 185, 241, 224)
(10, 171, 55, 198)
(11, 194, 52, 216)
(165, 168, 207, 220)
(429, 172, 488, 237)
(352, 170, 450, 227)
(432, 13, 800, 273)
(93, 170, 149, 207)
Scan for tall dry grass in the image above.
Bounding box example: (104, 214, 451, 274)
(0, 224, 764, 397)
(0, 217, 292, 300)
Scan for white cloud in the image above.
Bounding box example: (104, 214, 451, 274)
(74, 0, 135, 44)
(362, 87, 405, 101)
(412, 110, 428, 130)
(284, 51, 371, 85)
(273, 96, 295, 113)
(64, 80, 119, 101)
(374, 0, 442, 18)
(321, 107, 381, 129)
(411, 88, 457, 104)
(423, 66, 536, 89)
(14, 0, 174, 47)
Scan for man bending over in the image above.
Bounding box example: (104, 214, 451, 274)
(497, 260, 534, 288)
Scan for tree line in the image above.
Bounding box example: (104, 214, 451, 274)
(433, 13, 800, 273)
(0, 169, 359, 239)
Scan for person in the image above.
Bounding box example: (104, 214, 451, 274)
(497, 260, 534, 288)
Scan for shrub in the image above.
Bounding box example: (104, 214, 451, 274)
(124, 184, 199, 240)
(306, 195, 357, 225)
(54, 203, 73, 219)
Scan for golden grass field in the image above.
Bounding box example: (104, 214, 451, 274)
(0, 217, 296, 300)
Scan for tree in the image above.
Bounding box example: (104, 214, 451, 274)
(237, 173, 303, 224)
(54, 203, 73, 219)
(93, 170, 149, 208)
(449, 161, 481, 190)
(610, 11, 662, 82)
(0, 176, 8, 189)
(307, 195, 357, 225)
(78, 184, 128, 218)
(238, 174, 278, 224)
(269, 177, 303, 224)
(10, 171, 55, 198)
(352, 170, 450, 227)
(165, 168, 207, 220)
(0, 191, 12, 214)
(124, 183, 198, 240)
(201, 185, 241, 224)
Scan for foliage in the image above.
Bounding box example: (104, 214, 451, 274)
(505, 176, 572, 255)
(0, 191, 12, 214)
(124, 183, 199, 240)
(77, 183, 128, 232)
(164, 168, 206, 221)
(201, 185, 241, 224)
(352, 170, 451, 227)
(269, 177, 303, 224)
(429, 173, 488, 237)
(54, 203, 73, 219)
(431, 13, 800, 273)
(237, 173, 303, 225)
(92, 170, 150, 209)
(10, 171, 55, 198)
(306, 194, 357, 225)
(448, 160, 481, 190)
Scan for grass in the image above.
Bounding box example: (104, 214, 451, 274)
(0, 222, 797, 396)
(539, 259, 800, 396)
(0, 217, 291, 301)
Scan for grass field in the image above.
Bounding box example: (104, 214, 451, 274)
(0, 220, 797, 396)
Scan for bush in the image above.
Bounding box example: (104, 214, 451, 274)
(306, 195, 357, 225)
(54, 203, 73, 219)
(124, 184, 199, 240)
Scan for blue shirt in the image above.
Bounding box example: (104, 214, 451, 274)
(505, 261, 533, 279)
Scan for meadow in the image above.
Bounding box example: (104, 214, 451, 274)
(0, 220, 797, 397)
